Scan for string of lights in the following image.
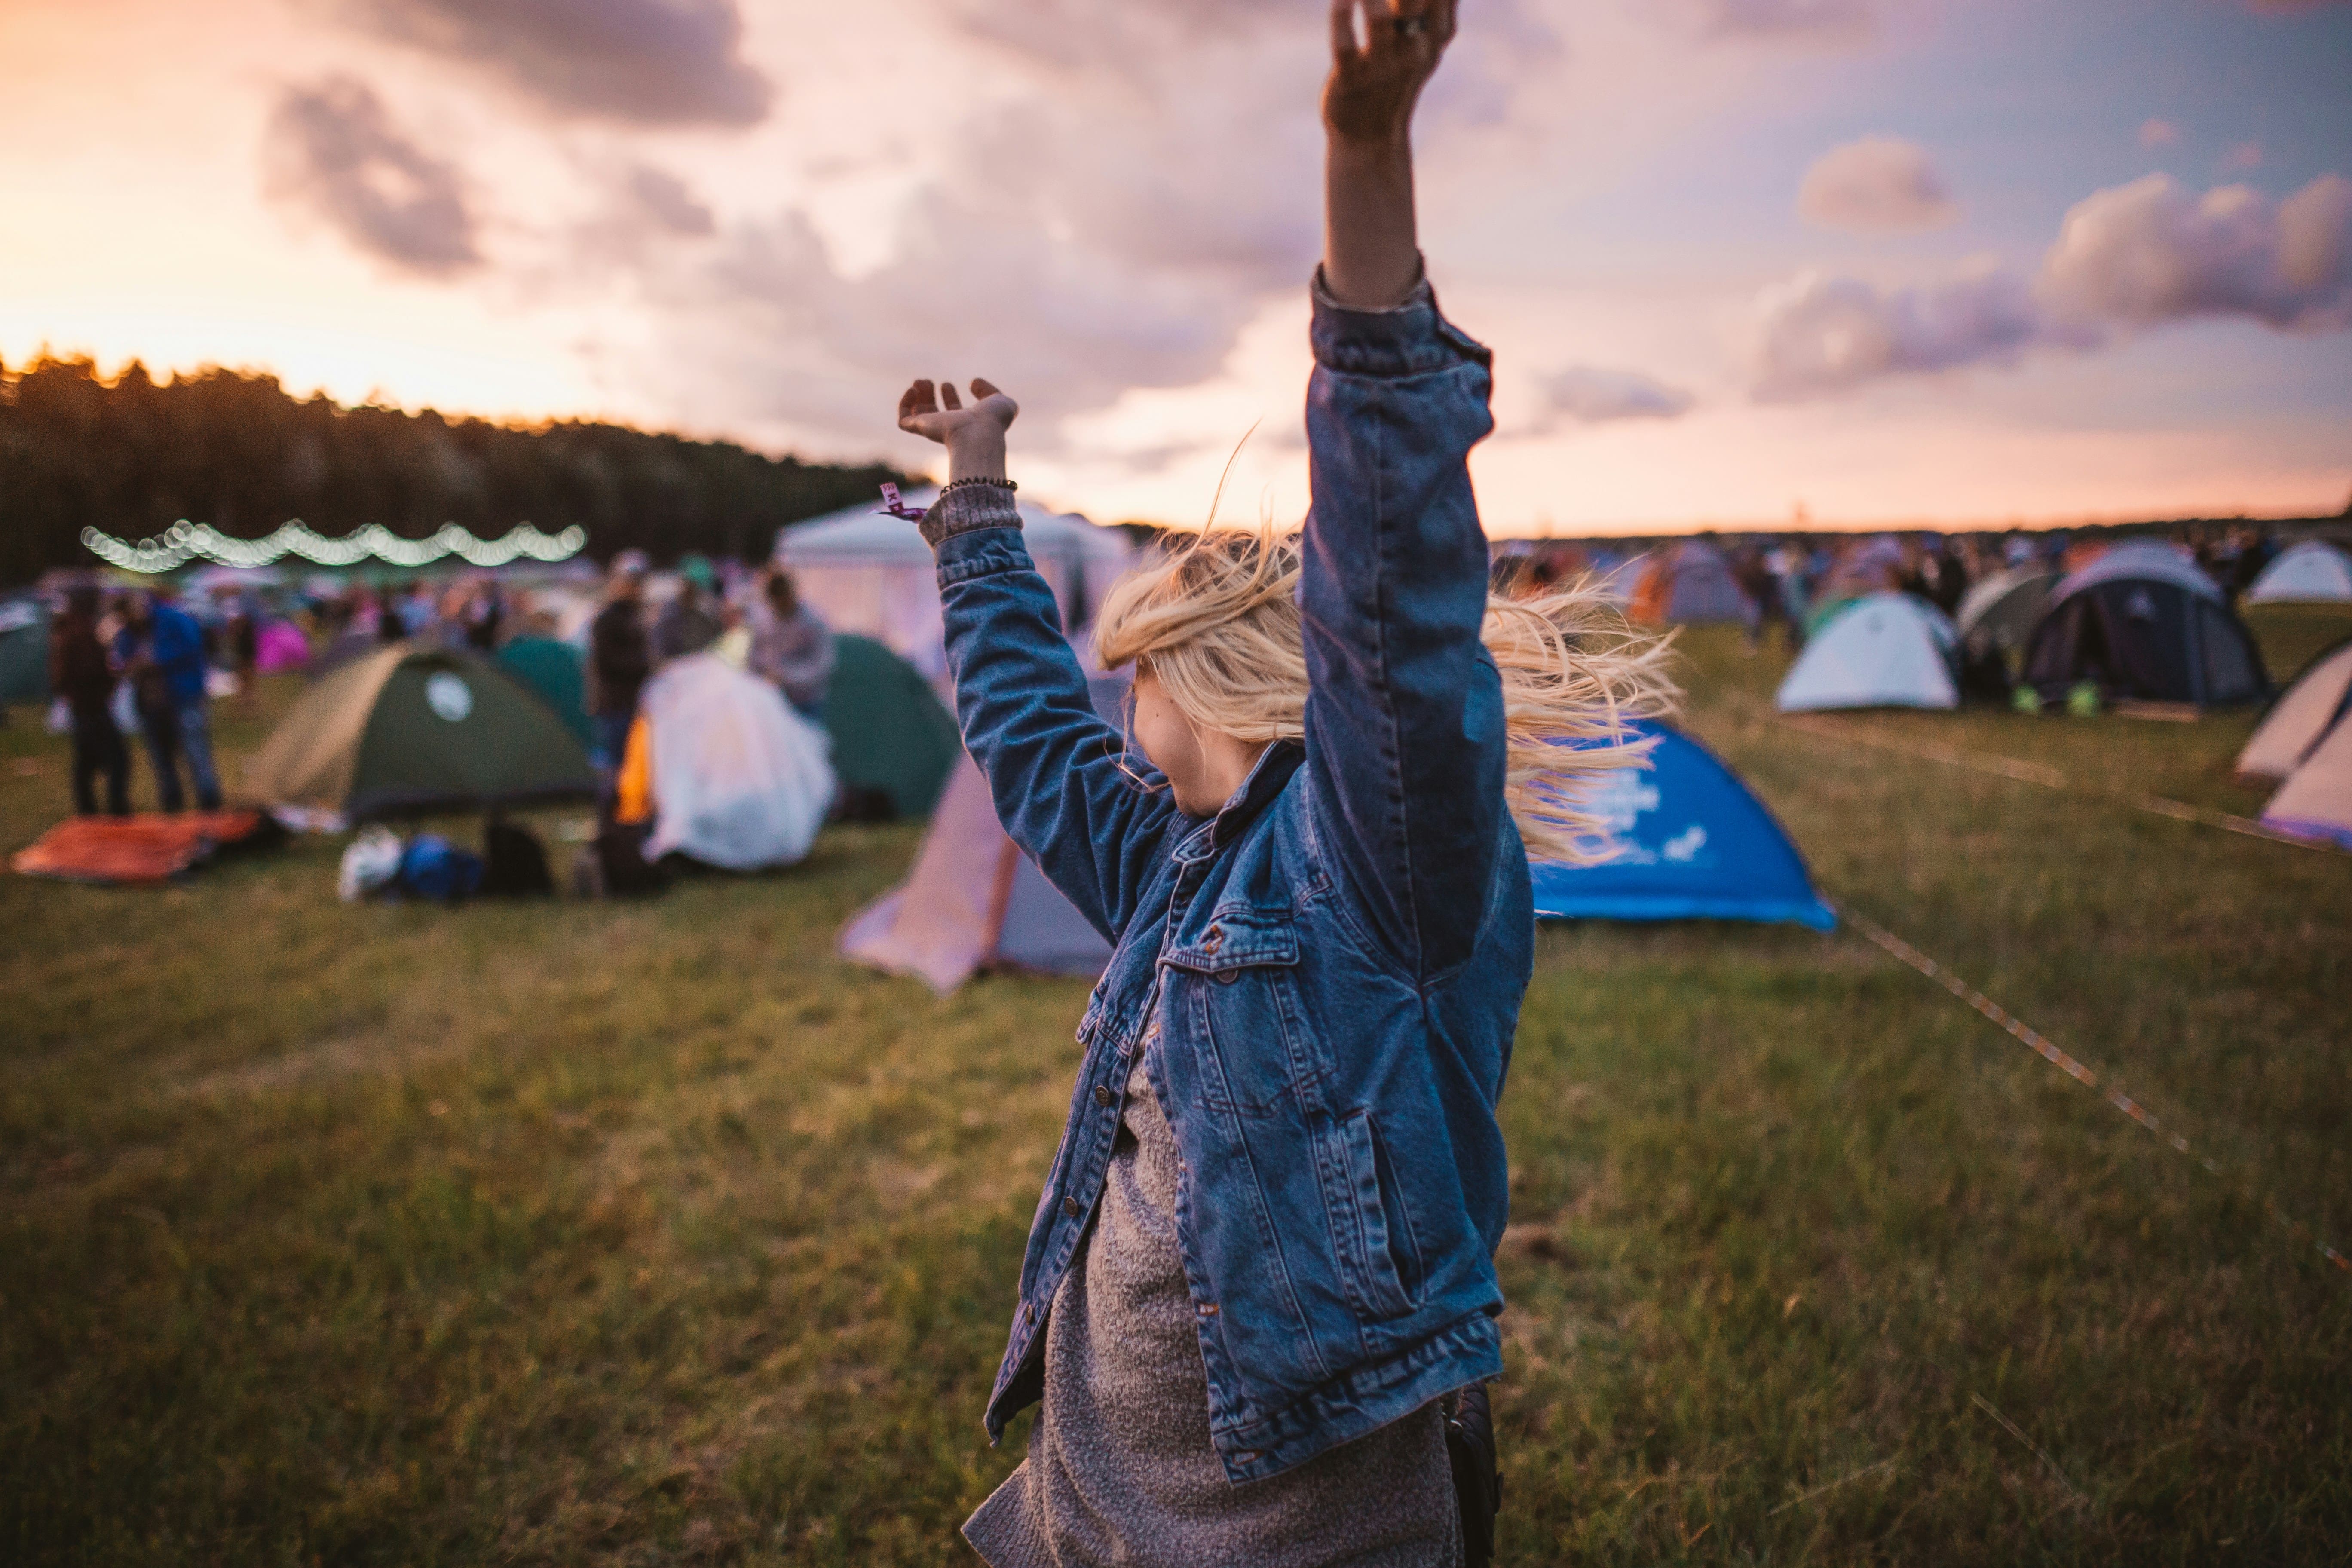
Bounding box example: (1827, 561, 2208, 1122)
(80, 520, 588, 574)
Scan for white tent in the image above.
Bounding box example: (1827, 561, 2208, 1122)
(2264, 704, 2352, 850)
(775, 489, 1134, 679)
(2237, 640, 2352, 781)
(1776, 593, 1959, 712)
(2246, 540, 2352, 605)
(639, 652, 836, 870)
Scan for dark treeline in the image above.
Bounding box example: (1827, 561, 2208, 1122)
(0, 355, 906, 586)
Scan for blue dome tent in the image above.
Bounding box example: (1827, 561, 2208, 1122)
(1531, 722, 1834, 930)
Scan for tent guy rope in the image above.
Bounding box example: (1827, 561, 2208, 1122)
(1776, 711, 2346, 856)
(1830, 897, 2349, 1277)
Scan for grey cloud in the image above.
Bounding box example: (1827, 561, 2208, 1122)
(1752, 170, 2351, 400)
(2040, 173, 2352, 330)
(675, 192, 1256, 447)
(358, 0, 770, 125)
(1800, 136, 1957, 234)
(1539, 367, 1697, 424)
(263, 77, 480, 276)
(1751, 266, 2064, 401)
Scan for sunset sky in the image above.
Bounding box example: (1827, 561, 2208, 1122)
(3, 0, 2347, 535)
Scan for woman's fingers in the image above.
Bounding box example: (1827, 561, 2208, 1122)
(940, 381, 964, 412)
(970, 377, 1002, 401)
(898, 379, 937, 430)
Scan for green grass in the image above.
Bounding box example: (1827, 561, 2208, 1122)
(3, 605, 2348, 1565)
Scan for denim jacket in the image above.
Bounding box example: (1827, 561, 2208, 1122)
(931, 276, 1526, 1485)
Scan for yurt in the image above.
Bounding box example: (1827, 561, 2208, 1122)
(2236, 639, 2352, 782)
(1775, 594, 1960, 712)
(2023, 546, 2267, 707)
(1629, 540, 1751, 625)
(1531, 722, 1834, 929)
(2245, 540, 2352, 605)
(244, 643, 597, 823)
(625, 653, 835, 871)
(775, 489, 1134, 679)
(839, 668, 1130, 992)
(820, 634, 963, 821)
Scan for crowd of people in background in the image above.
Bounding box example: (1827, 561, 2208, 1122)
(38, 554, 838, 821)
(28, 516, 2305, 825)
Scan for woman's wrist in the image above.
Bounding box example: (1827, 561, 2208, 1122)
(945, 426, 1008, 484)
(1323, 134, 1421, 311)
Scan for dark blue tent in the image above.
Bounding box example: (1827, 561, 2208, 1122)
(1531, 722, 1834, 930)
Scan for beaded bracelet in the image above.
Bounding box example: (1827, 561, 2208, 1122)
(939, 475, 1017, 497)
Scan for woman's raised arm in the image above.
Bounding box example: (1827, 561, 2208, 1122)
(1321, 0, 1455, 309)
(1300, 0, 1507, 984)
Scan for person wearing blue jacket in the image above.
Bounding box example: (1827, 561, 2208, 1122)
(895, 3, 1674, 1562)
(116, 585, 222, 812)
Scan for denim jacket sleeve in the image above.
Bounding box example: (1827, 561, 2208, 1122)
(933, 490, 1179, 941)
(1300, 271, 1504, 982)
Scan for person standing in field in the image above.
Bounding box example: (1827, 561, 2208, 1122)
(588, 551, 653, 781)
(50, 586, 129, 817)
(890, 5, 1673, 1562)
(748, 568, 836, 718)
(115, 584, 223, 813)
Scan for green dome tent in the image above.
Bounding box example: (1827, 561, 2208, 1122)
(819, 634, 962, 820)
(496, 635, 593, 747)
(0, 598, 49, 712)
(244, 643, 597, 821)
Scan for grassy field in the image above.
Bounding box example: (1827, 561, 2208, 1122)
(3, 605, 2347, 1566)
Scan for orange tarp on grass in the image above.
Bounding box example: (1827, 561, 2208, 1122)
(10, 812, 276, 885)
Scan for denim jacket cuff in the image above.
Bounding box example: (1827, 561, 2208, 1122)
(933, 518, 1034, 587)
(1310, 262, 1493, 378)
(920, 483, 1022, 549)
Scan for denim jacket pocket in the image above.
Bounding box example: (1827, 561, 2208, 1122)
(1317, 1109, 1424, 1323)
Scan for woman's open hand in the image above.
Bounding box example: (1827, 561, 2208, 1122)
(1323, 0, 1455, 147)
(897, 378, 1018, 482)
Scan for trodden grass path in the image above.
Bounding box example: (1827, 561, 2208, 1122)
(2, 605, 2346, 1565)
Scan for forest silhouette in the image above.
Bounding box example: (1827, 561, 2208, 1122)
(0, 355, 905, 585)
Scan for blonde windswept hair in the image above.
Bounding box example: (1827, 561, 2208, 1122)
(1093, 526, 1680, 864)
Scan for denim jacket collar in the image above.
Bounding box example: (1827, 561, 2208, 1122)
(1172, 740, 1306, 867)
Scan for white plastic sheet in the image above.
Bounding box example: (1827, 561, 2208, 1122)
(640, 653, 836, 870)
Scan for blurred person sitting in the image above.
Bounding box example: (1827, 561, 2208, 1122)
(589, 552, 653, 781)
(462, 577, 506, 652)
(749, 568, 836, 717)
(49, 586, 129, 817)
(114, 584, 221, 812)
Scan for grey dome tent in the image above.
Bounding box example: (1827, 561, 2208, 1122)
(2023, 544, 2268, 707)
(1956, 567, 2057, 662)
(1630, 540, 1752, 625)
(838, 665, 1129, 992)
(244, 643, 597, 822)
(1776, 594, 1959, 712)
(2245, 540, 2352, 606)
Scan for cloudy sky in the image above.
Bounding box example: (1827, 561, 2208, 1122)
(3, 0, 2347, 534)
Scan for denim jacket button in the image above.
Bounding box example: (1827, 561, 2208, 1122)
(1063, 1196, 1083, 1219)
(1093, 1084, 1114, 1108)
(1196, 1301, 1219, 1316)
(1215, 969, 1240, 986)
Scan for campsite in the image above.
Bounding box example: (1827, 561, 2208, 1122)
(5, 590, 2346, 1565)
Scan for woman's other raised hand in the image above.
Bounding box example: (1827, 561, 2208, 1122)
(896, 378, 1019, 483)
(1323, 0, 1456, 148)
